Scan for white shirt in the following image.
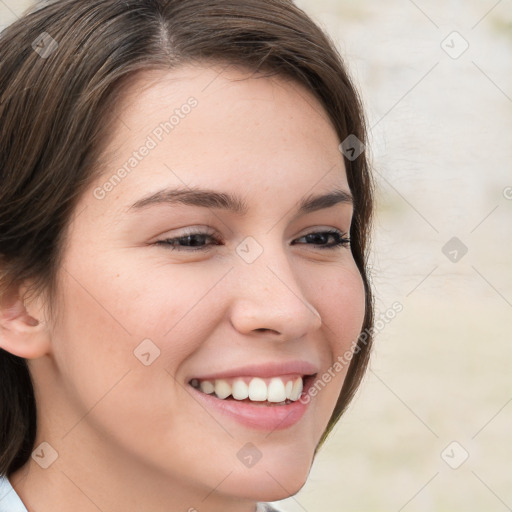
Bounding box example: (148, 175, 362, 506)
(0, 474, 283, 512)
(0, 475, 27, 512)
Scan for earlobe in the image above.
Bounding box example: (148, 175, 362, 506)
(0, 285, 50, 360)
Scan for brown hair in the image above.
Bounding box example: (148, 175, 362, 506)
(0, 0, 374, 477)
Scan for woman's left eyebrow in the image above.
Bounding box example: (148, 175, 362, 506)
(127, 186, 353, 216)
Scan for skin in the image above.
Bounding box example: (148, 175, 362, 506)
(2, 63, 366, 512)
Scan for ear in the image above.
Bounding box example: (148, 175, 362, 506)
(0, 284, 51, 359)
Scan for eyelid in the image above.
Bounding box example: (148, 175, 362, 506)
(158, 224, 347, 239)
(152, 225, 217, 241)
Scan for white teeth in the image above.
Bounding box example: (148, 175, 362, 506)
(267, 378, 287, 403)
(192, 376, 305, 403)
(285, 380, 293, 399)
(232, 379, 249, 400)
(214, 379, 231, 399)
(289, 377, 303, 401)
(248, 377, 267, 401)
(200, 380, 215, 394)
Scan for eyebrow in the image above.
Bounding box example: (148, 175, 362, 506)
(128, 186, 353, 216)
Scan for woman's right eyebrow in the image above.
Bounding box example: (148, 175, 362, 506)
(127, 186, 353, 217)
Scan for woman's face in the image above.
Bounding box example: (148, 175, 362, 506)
(31, 63, 365, 507)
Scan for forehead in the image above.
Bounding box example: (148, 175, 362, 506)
(86, 63, 348, 218)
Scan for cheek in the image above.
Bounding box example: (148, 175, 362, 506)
(119, 264, 230, 371)
(50, 258, 228, 417)
(317, 263, 366, 351)
(58, 255, 218, 348)
(303, 263, 366, 425)
(48, 267, 206, 455)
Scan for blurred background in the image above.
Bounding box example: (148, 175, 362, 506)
(1, 0, 511, 510)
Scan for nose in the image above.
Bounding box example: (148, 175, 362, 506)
(228, 244, 322, 341)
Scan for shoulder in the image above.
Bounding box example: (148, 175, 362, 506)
(0, 474, 29, 512)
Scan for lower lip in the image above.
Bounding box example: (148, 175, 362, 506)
(188, 377, 314, 431)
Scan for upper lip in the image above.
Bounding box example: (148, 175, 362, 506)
(188, 360, 319, 382)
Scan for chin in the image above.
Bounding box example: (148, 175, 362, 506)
(233, 471, 309, 503)
(224, 450, 313, 503)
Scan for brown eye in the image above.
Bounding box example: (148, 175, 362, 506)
(155, 230, 221, 252)
(292, 230, 350, 249)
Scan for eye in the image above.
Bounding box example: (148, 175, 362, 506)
(291, 229, 350, 250)
(154, 228, 221, 252)
(154, 228, 350, 252)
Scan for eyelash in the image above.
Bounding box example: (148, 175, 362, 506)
(154, 228, 350, 252)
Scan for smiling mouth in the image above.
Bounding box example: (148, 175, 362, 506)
(188, 374, 316, 406)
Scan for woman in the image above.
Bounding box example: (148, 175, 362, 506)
(0, 1, 374, 510)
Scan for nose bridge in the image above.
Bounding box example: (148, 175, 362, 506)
(228, 234, 322, 337)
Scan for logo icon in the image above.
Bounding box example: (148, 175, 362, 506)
(32, 32, 59, 58)
(441, 31, 469, 59)
(133, 338, 161, 366)
(31, 442, 59, 469)
(236, 236, 264, 264)
(442, 237, 468, 263)
(339, 134, 365, 161)
(237, 442, 263, 468)
(441, 441, 469, 469)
